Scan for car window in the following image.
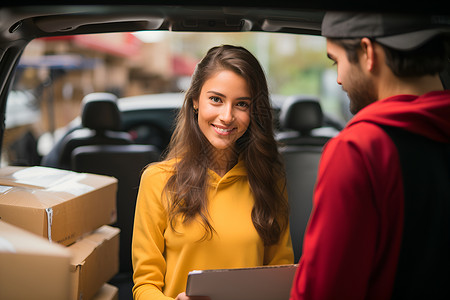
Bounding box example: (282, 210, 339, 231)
(3, 30, 348, 166)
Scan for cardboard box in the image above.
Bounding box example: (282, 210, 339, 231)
(0, 166, 117, 246)
(0, 220, 72, 300)
(186, 264, 298, 300)
(92, 283, 119, 300)
(69, 225, 120, 300)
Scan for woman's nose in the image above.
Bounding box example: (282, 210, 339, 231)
(219, 104, 234, 123)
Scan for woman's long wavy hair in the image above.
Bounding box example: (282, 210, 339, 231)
(163, 45, 289, 246)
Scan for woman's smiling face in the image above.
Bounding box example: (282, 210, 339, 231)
(193, 69, 251, 155)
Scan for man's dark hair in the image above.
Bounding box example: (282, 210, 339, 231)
(331, 36, 449, 77)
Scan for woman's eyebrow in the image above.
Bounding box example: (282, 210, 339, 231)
(238, 96, 252, 100)
(207, 90, 225, 97)
(207, 90, 251, 101)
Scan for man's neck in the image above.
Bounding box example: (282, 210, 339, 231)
(378, 73, 444, 100)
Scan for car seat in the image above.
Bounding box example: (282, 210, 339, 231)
(277, 95, 335, 263)
(72, 144, 161, 299)
(49, 92, 133, 170)
(71, 144, 161, 273)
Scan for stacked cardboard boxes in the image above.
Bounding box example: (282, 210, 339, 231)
(0, 166, 120, 300)
(68, 225, 120, 300)
(0, 220, 72, 300)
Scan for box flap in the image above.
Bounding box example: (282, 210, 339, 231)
(0, 186, 70, 208)
(69, 225, 120, 264)
(68, 225, 120, 300)
(0, 220, 71, 257)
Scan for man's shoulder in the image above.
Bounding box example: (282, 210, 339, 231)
(335, 121, 390, 144)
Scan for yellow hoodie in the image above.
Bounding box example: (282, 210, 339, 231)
(132, 158, 294, 300)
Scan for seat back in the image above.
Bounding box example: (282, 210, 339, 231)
(281, 145, 322, 263)
(56, 92, 132, 170)
(71, 144, 161, 273)
(278, 95, 332, 263)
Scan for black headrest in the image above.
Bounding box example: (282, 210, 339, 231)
(81, 92, 122, 131)
(279, 96, 323, 134)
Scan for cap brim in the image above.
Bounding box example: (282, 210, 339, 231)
(375, 28, 450, 51)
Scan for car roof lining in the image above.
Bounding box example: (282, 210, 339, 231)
(33, 15, 166, 33)
(2, 6, 325, 41)
(2, 4, 448, 41)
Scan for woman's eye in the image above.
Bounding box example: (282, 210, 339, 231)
(209, 96, 221, 103)
(237, 101, 250, 108)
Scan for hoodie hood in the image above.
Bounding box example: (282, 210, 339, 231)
(207, 159, 248, 187)
(156, 157, 248, 192)
(347, 91, 450, 143)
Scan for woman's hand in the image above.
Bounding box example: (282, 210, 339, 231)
(175, 292, 210, 300)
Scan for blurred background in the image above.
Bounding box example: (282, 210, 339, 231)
(4, 31, 350, 166)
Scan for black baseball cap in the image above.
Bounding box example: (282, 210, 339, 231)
(321, 12, 450, 51)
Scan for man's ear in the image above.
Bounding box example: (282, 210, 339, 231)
(360, 37, 376, 72)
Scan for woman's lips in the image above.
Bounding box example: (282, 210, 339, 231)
(212, 124, 235, 135)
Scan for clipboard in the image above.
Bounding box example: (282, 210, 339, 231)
(186, 264, 297, 300)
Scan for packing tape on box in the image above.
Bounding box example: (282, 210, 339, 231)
(47, 178, 94, 196)
(45, 207, 53, 242)
(0, 185, 12, 193)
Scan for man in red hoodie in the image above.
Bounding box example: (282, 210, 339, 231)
(290, 12, 450, 300)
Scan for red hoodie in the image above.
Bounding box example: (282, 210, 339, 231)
(290, 91, 450, 300)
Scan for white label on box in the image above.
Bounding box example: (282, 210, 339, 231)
(12, 166, 79, 189)
(47, 175, 94, 196)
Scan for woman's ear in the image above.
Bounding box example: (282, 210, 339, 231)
(192, 99, 199, 115)
(360, 37, 376, 72)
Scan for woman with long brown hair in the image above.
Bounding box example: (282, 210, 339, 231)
(132, 45, 293, 300)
